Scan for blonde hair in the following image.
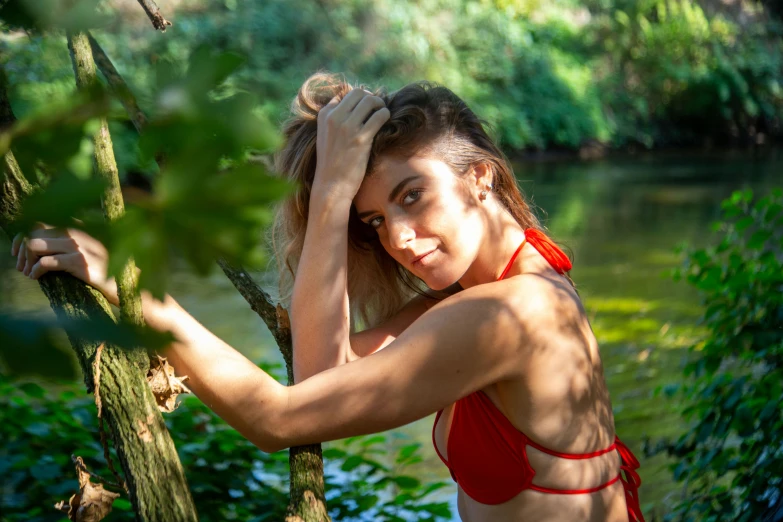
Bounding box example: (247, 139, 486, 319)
(271, 72, 547, 330)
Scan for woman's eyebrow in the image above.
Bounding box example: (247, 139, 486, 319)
(356, 175, 422, 219)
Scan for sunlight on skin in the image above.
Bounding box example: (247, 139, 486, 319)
(353, 154, 527, 291)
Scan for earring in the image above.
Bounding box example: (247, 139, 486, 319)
(480, 184, 493, 201)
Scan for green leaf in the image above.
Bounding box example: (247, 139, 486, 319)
(392, 475, 421, 489)
(0, 314, 79, 380)
(186, 47, 248, 97)
(340, 455, 364, 472)
(322, 448, 347, 459)
(16, 172, 106, 233)
(113, 498, 132, 511)
(19, 382, 46, 398)
(734, 216, 754, 232)
(360, 435, 387, 447)
(747, 230, 771, 250)
(0, 0, 109, 32)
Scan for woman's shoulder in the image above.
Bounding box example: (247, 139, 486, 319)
(430, 274, 578, 349)
(445, 272, 578, 320)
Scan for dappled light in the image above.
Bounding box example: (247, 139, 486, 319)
(1, 1, 781, 521)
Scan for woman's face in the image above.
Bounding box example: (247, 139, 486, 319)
(353, 155, 486, 290)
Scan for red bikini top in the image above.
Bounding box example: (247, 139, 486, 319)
(432, 228, 645, 521)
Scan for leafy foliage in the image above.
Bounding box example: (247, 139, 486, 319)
(5, 1, 781, 154)
(323, 436, 451, 521)
(0, 366, 452, 522)
(589, 0, 783, 147)
(0, 0, 109, 33)
(647, 188, 783, 521)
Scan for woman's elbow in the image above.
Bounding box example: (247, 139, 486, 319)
(248, 384, 290, 453)
(254, 434, 287, 454)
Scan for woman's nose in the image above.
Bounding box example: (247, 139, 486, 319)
(386, 217, 415, 250)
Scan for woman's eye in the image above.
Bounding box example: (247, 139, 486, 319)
(402, 189, 422, 205)
(368, 216, 384, 229)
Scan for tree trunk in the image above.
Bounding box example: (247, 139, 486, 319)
(84, 31, 332, 519)
(1, 54, 199, 522)
(217, 260, 330, 521)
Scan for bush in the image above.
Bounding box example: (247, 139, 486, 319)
(0, 362, 451, 522)
(590, 0, 783, 147)
(647, 188, 783, 521)
(9, 0, 779, 154)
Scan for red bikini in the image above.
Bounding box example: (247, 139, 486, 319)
(431, 228, 645, 521)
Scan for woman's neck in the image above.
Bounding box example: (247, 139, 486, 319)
(457, 208, 528, 289)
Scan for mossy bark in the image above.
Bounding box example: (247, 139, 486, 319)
(66, 31, 198, 522)
(217, 259, 330, 522)
(0, 153, 200, 522)
(86, 32, 331, 519)
(67, 30, 143, 327)
(1, 49, 199, 521)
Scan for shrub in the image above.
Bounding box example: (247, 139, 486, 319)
(647, 188, 783, 521)
(0, 361, 451, 522)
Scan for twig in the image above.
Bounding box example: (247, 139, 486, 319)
(136, 0, 172, 32)
(70, 454, 125, 491)
(86, 36, 289, 358)
(216, 259, 294, 381)
(88, 33, 147, 133)
(93, 344, 129, 493)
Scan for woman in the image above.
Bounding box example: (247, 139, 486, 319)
(12, 73, 644, 522)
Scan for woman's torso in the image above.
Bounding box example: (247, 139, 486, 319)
(432, 244, 629, 521)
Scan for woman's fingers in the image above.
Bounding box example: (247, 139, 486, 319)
(318, 95, 342, 123)
(362, 106, 391, 137)
(24, 237, 77, 256)
(29, 253, 76, 280)
(330, 88, 369, 120)
(11, 233, 23, 257)
(16, 240, 27, 272)
(346, 95, 386, 129)
(23, 250, 38, 277)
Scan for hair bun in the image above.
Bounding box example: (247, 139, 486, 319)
(291, 72, 356, 121)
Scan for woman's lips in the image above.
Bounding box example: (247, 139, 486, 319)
(412, 250, 436, 267)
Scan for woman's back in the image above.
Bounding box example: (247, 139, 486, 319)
(433, 242, 633, 521)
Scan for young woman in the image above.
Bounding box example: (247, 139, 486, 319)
(12, 73, 644, 522)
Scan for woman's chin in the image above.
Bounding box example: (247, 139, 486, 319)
(422, 275, 458, 292)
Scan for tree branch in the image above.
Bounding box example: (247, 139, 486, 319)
(87, 35, 330, 521)
(135, 0, 172, 32)
(68, 30, 143, 326)
(88, 33, 146, 133)
(1, 61, 199, 521)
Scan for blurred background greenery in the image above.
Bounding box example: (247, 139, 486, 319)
(3, 0, 782, 156)
(1, 1, 782, 521)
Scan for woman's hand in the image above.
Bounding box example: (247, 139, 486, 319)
(10, 224, 119, 306)
(313, 88, 390, 202)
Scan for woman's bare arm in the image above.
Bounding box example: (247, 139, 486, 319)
(290, 195, 354, 381)
(289, 88, 389, 382)
(142, 281, 523, 453)
(141, 291, 288, 452)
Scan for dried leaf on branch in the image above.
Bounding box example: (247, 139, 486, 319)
(54, 457, 121, 522)
(146, 354, 191, 412)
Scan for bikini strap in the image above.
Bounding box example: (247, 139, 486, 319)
(497, 229, 572, 282)
(497, 239, 527, 281)
(524, 228, 572, 274)
(525, 435, 618, 460)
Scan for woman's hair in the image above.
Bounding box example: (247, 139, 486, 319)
(270, 71, 546, 330)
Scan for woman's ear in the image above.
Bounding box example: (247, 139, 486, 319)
(470, 163, 493, 191)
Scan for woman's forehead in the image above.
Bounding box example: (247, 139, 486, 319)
(366, 156, 450, 188)
(355, 155, 452, 206)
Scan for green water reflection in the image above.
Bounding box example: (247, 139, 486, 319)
(1, 148, 780, 519)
